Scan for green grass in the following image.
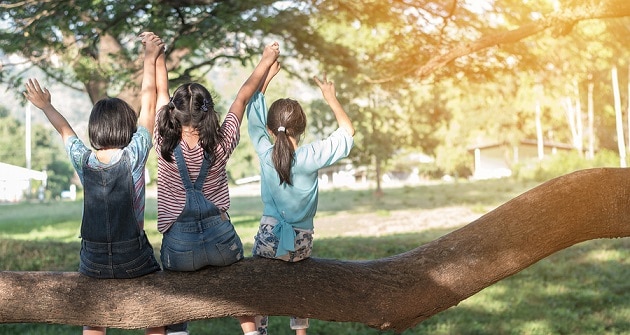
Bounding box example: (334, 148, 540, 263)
(1, 178, 630, 334)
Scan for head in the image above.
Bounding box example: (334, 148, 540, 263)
(88, 97, 137, 150)
(267, 98, 307, 185)
(157, 82, 221, 162)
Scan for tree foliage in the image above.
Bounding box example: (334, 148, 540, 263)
(0, 0, 355, 107)
(3, 0, 630, 179)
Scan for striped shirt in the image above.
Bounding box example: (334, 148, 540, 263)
(154, 111, 240, 233)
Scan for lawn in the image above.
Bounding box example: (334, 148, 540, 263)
(1, 178, 629, 335)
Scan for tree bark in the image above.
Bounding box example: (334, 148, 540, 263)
(2, 168, 630, 332)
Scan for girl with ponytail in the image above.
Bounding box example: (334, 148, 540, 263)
(246, 61, 355, 335)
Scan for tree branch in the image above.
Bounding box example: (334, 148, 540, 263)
(1, 168, 630, 332)
(367, 0, 630, 83)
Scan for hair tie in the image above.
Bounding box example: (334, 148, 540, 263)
(201, 99, 209, 112)
(168, 97, 175, 109)
(277, 126, 286, 133)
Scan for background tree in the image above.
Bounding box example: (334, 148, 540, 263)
(0, 0, 355, 107)
(4, 0, 630, 187)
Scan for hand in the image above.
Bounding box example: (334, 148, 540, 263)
(313, 74, 336, 100)
(23, 78, 52, 110)
(262, 41, 280, 64)
(140, 32, 165, 57)
(269, 60, 281, 79)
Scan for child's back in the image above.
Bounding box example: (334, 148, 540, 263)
(247, 67, 355, 335)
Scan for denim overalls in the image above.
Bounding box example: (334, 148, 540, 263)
(79, 150, 161, 279)
(160, 145, 244, 271)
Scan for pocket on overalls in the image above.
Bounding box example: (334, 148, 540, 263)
(79, 247, 107, 278)
(212, 230, 244, 266)
(161, 244, 196, 271)
(78, 258, 103, 278)
(122, 246, 161, 278)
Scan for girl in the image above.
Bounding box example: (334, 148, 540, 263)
(153, 42, 279, 335)
(23, 33, 166, 335)
(246, 62, 355, 335)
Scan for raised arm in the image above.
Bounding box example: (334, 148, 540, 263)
(155, 39, 170, 111)
(23, 79, 76, 144)
(228, 41, 279, 122)
(138, 32, 165, 137)
(313, 74, 355, 136)
(259, 60, 281, 95)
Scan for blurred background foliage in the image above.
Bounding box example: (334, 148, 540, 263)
(2, 0, 630, 197)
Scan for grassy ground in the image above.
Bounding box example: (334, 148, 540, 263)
(1, 178, 630, 334)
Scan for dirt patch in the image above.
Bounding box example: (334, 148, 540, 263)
(314, 206, 483, 238)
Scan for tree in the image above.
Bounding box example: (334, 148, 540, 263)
(294, 0, 630, 181)
(0, 0, 355, 108)
(1, 167, 629, 331)
(4, 1, 630, 181)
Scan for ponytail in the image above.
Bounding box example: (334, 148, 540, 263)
(157, 104, 181, 163)
(272, 128, 296, 185)
(267, 98, 307, 186)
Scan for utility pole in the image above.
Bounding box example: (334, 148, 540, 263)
(25, 103, 32, 197)
(25, 103, 31, 170)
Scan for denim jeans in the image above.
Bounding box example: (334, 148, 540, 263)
(161, 213, 244, 271)
(80, 233, 160, 278)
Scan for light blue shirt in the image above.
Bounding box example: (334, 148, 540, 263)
(247, 91, 353, 256)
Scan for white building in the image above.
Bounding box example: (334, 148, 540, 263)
(0, 162, 47, 202)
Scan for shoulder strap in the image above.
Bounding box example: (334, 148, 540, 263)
(173, 144, 212, 191)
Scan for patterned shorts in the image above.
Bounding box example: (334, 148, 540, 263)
(251, 216, 313, 262)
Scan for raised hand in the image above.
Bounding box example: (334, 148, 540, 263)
(140, 32, 165, 59)
(262, 41, 280, 65)
(313, 74, 336, 101)
(23, 78, 52, 110)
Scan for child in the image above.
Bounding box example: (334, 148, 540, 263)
(153, 42, 280, 335)
(246, 60, 355, 335)
(23, 32, 166, 334)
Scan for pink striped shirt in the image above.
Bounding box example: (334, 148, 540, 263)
(154, 111, 240, 233)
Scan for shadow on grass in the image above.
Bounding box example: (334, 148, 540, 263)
(1, 233, 629, 335)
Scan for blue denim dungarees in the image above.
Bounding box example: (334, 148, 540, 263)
(160, 145, 244, 271)
(79, 150, 161, 279)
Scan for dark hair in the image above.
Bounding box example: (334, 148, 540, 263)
(157, 82, 220, 163)
(267, 98, 306, 185)
(88, 97, 137, 150)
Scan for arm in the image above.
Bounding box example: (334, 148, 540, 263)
(138, 32, 165, 137)
(23, 78, 76, 144)
(155, 40, 170, 111)
(259, 60, 281, 95)
(246, 88, 273, 156)
(313, 74, 355, 136)
(229, 41, 280, 123)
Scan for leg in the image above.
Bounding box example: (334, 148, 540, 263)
(256, 315, 268, 335)
(165, 322, 188, 335)
(240, 315, 259, 335)
(83, 326, 106, 335)
(145, 326, 165, 335)
(290, 317, 309, 335)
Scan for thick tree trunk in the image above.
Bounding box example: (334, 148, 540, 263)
(2, 168, 630, 332)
